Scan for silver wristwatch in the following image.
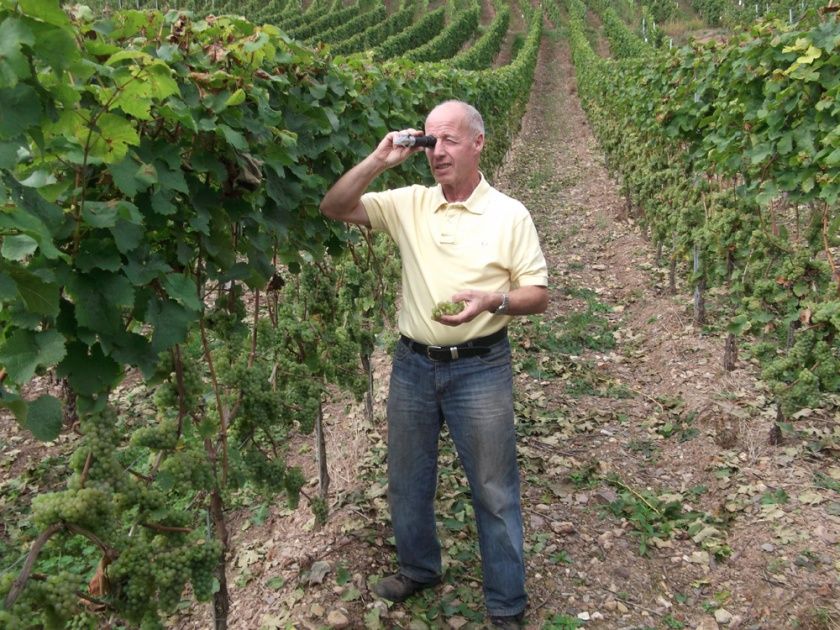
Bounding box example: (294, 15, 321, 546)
(492, 293, 510, 315)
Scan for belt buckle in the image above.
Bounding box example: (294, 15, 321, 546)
(426, 345, 443, 360)
(426, 345, 459, 360)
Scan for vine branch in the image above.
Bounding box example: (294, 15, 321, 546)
(822, 203, 839, 295)
(3, 523, 63, 609)
(200, 318, 229, 486)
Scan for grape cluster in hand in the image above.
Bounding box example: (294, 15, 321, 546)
(432, 301, 465, 320)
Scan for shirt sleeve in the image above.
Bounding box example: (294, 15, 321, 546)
(510, 213, 549, 288)
(361, 189, 403, 239)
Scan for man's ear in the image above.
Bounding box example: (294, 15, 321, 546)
(474, 133, 485, 152)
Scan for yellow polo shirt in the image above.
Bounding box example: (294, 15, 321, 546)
(362, 174, 548, 346)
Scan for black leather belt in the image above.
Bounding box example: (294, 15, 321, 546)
(400, 327, 507, 362)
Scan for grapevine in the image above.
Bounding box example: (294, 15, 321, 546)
(562, 0, 839, 414)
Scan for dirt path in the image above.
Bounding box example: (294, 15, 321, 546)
(582, 7, 611, 58)
(494, 0, 526, 67)
(479, 0, 495, 24)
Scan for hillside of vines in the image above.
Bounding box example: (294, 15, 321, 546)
(0, 0, 837, 628)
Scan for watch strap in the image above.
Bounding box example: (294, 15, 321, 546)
(492, 293, 509, 315)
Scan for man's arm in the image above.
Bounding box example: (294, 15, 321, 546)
(492, 285, 549, 316)
(437, 285, 548, 326)
(320, 130, 425, 227)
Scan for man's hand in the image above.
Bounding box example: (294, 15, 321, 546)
(435, 286, 549, 326)
(372, 129, 426, 169)
(434, 290, 497, 326)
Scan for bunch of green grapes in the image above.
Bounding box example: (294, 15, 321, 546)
(431, 300, 465, 320)
(127, 485, 166, 515)
(151, 547, 191, 611)
(35, 571, 84, 627)
(109, 532, 221, 625)
(229, 359, 285, 434)
(310, 495, 329, 526)
(0, 570, 15, 598)
(249, 355, 321, 433)
(64, 611, 98, 630)
(0, 570, 85, 629)
(205, 284, 247, 339)
(242, 448, 287, 493)
(130, 418, 179, 451)
(811, 339, 840, 392)
(763, 333, 840, 414)
(283, 467, 306, 509)
(188, 537, 222, 601)
(0, 573, 24, 630)
(111, 536, 187, 623)
(153, 358, 204, 417)
(320, 326, 367, 398)
(0, 611, 22, 630)
(78, 410, 121, 451)
(158, 448, 215, 492)
(108, 539, 157, 623)
(67, 410, 120, 474)
(66, 407, 130, 494)
(778, 368, 821, 414)
(32, 487, 112, 530)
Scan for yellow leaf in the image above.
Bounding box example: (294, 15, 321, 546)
(225, 88, 246, 107)
(798, 490, 824, 505)
(795, 45, 822, 65)
(259, 613, 286, 630)
(782, 37, 810, 53)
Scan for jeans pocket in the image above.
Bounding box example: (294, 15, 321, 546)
(393, 338, 412, 362)
(476, 338, 511, 367)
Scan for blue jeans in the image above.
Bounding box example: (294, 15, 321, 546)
(386, 334, 527, 617)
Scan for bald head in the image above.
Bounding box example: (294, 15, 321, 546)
(426, 100, 485, 140)
(423, 100, 485, 201)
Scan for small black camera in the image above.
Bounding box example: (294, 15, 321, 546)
(394, 134, 437, 148)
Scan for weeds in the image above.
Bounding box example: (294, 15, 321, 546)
(815, 472, 840, 493)
(605, 475, 728, 558)
(569, 461, 600, 488)
(795, 607, 839, 630)
(627, 438, 658, 459)
(656, 410, 699, 442)
(544, 613, 585, 629)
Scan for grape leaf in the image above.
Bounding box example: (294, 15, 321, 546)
(8, 268, 59, 317)
(24, 394, 63, 442)
(0, 17, 34, 86)
(57, 341, 122, 396)
(18, 0, 71, 27)
(0, 329, 66, 384)
(86, 113, 140, 163)
(1, 234, 38, 261)
(0, 84, 42, 138)
(162, 273, 202, 312)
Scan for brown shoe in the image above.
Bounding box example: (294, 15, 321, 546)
(372, 573, 440, 603)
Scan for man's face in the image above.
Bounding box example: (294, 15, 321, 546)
(424, 103, 484, 188)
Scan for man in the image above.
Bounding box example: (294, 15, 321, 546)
(320, 100, 548, 629)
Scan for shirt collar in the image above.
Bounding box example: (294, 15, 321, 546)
(432, 172, 490, 215)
